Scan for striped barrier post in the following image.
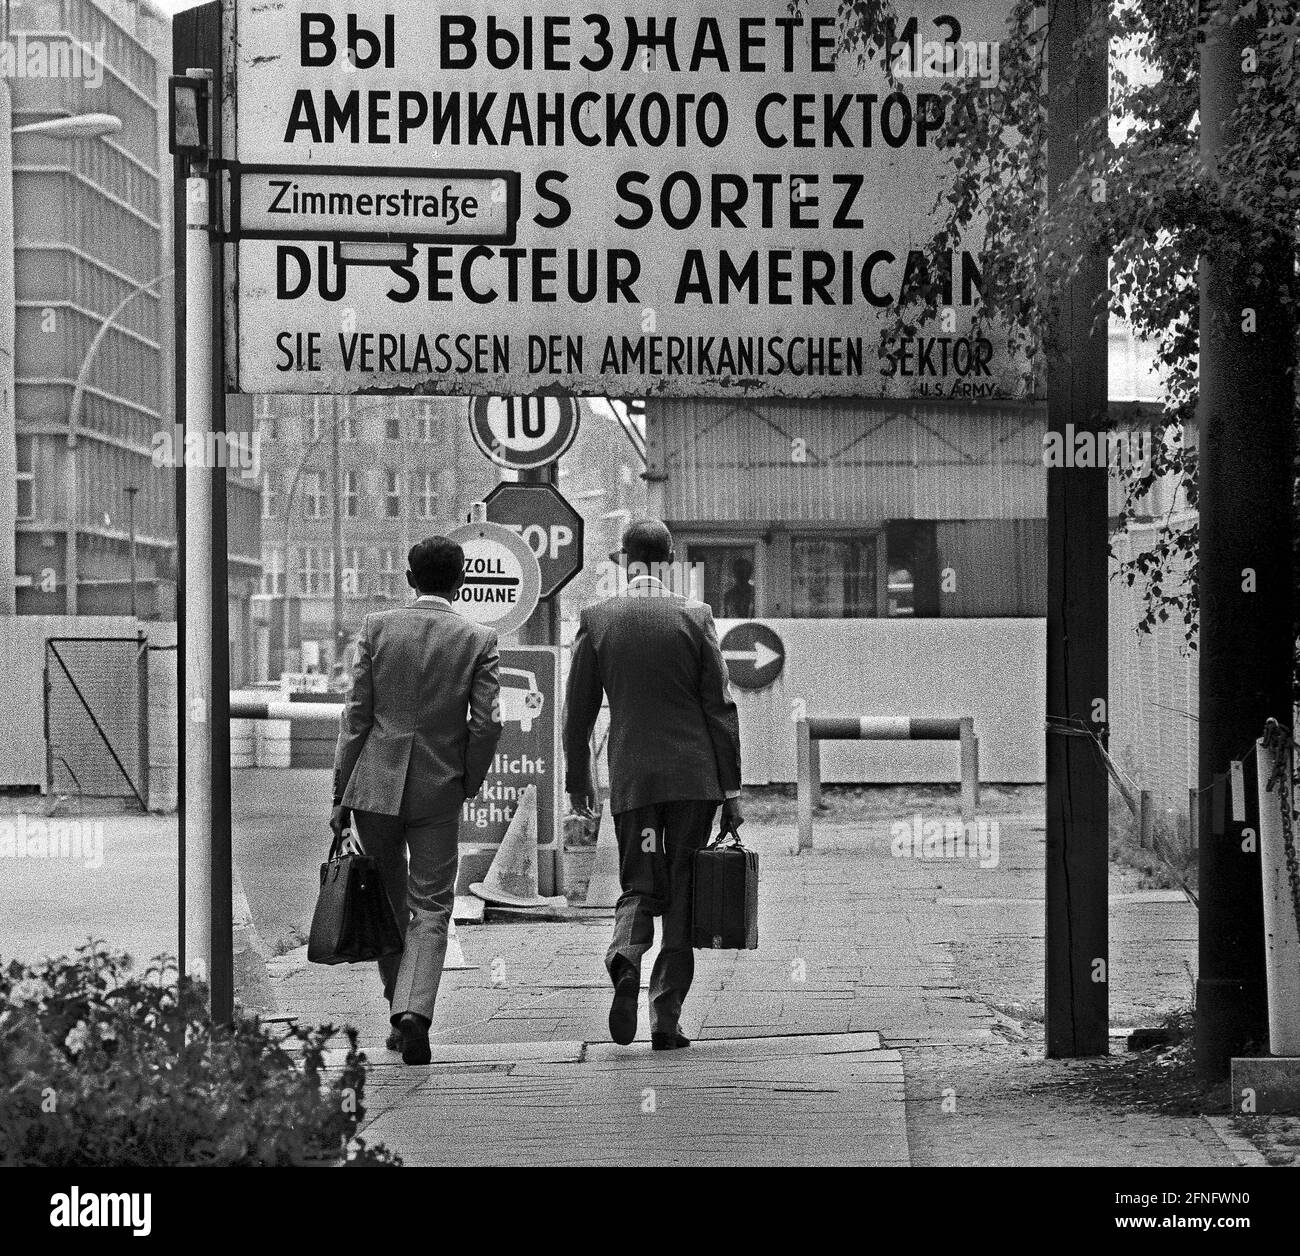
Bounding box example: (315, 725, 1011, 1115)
(228, 694, 344, 723)
(795, 716, 980, 852)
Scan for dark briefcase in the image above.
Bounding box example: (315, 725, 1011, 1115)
(692, 830, 759, 950)
(307, 831, 404, 965)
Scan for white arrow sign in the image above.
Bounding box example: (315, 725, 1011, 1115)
(723, 642, 782, 671)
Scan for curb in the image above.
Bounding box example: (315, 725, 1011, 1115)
(1201, 1115, 1270, 1167)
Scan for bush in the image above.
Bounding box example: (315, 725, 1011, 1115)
(0, 942, 399, 1166)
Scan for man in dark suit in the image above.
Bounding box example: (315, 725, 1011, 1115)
(564, 519, 743, 1050)
(331, 537, 502, 1064)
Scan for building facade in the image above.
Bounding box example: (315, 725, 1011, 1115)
(253, 395, 647, 681)
(3, 0, 260, 662)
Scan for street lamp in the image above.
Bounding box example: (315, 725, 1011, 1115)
(64, 267, 171, 614)
(12, 114, 122, 141)
(278, 396, 396, 674)
(3, 111, 125, 613)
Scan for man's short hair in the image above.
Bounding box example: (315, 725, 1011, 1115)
(408, 536, 464, 596)
(622, 518, 673, 567)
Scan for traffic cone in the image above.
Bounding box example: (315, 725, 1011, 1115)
(443, 917, 476, 970)
(583, 809, 621, 909)
(469, 784, 548, 907)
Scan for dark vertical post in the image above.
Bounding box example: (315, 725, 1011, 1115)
(1195, 1, 1294, 1079)
(1044, 0, 1110, 1057)
(125, 485, 138, 618)
(174, 0, 231, 1023)
(519, 461, 560, 647)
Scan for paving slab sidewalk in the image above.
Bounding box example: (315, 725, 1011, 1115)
(268, 811, 1233, 1168)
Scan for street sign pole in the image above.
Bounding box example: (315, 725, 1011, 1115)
(519, 462, 560, 648)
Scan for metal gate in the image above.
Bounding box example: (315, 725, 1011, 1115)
(44, 636, 149, 809)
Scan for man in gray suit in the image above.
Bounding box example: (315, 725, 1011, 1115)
(331, 536, 502, 1064)
(564, 519, 743, 1050)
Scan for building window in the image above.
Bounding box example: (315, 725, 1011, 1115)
(256, 396, 276, 440)
(262, 548, 284, 596)
(342, 471, 359, 518)
(339, 411, 357, 441)
(300, 548, 335, 595)
(261, 473, 277, 520)
(416, 409, 437, 441)
(687, 543, 756, 619)
(384, 471, 402, 518)
(308, 401, 325, 443)
(15, 437, 35, 521)
(301, 471, 324, 518)
(385, 416, 401, 441)
(885, 521, 939, 617)
(417, 472, 438, 519)
(791, 535, 878, 618)
(376, 548, 398, 598)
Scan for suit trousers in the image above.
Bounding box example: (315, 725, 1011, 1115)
(353, 807, 460, 1024)
(605, 799, 718, 1033)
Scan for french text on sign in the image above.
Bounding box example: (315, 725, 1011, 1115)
(447, 520, 542, 637)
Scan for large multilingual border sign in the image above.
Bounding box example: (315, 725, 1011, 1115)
(223, 0, 1021, 400)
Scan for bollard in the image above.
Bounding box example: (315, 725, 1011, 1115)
(1255, 729, 1300, 1056)
(795, 715, 980, 853)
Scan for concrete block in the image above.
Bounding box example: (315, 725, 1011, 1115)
(1231, 1056, 1300, 1114)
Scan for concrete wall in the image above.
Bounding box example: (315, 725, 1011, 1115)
(718, 618, 1046, 785)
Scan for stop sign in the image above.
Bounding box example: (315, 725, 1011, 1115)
(483, 482, 585, 600)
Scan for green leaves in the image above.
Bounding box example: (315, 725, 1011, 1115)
(837, 0, 1299, 640)
(0, 943, 400, 1167)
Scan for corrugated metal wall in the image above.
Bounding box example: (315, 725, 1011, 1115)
(652, 400, 1047, 524)
(1109, 522, 1198, 829)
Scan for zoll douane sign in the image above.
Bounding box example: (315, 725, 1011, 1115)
(446, 520, 542, 636)
(226, 1, 1017, 399)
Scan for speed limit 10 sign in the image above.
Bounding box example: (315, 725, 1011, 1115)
(468, 397, 581, 470)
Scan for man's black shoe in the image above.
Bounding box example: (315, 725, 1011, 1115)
(651, 1031, 691, 1051)
(395, 1012, 432, 1065)
(608, 966, 639, 1045)
(385, 1026, 402, 1052)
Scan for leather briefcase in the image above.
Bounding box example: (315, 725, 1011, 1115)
(691, 830, 759, 950)
(307, 831, 404, 965)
